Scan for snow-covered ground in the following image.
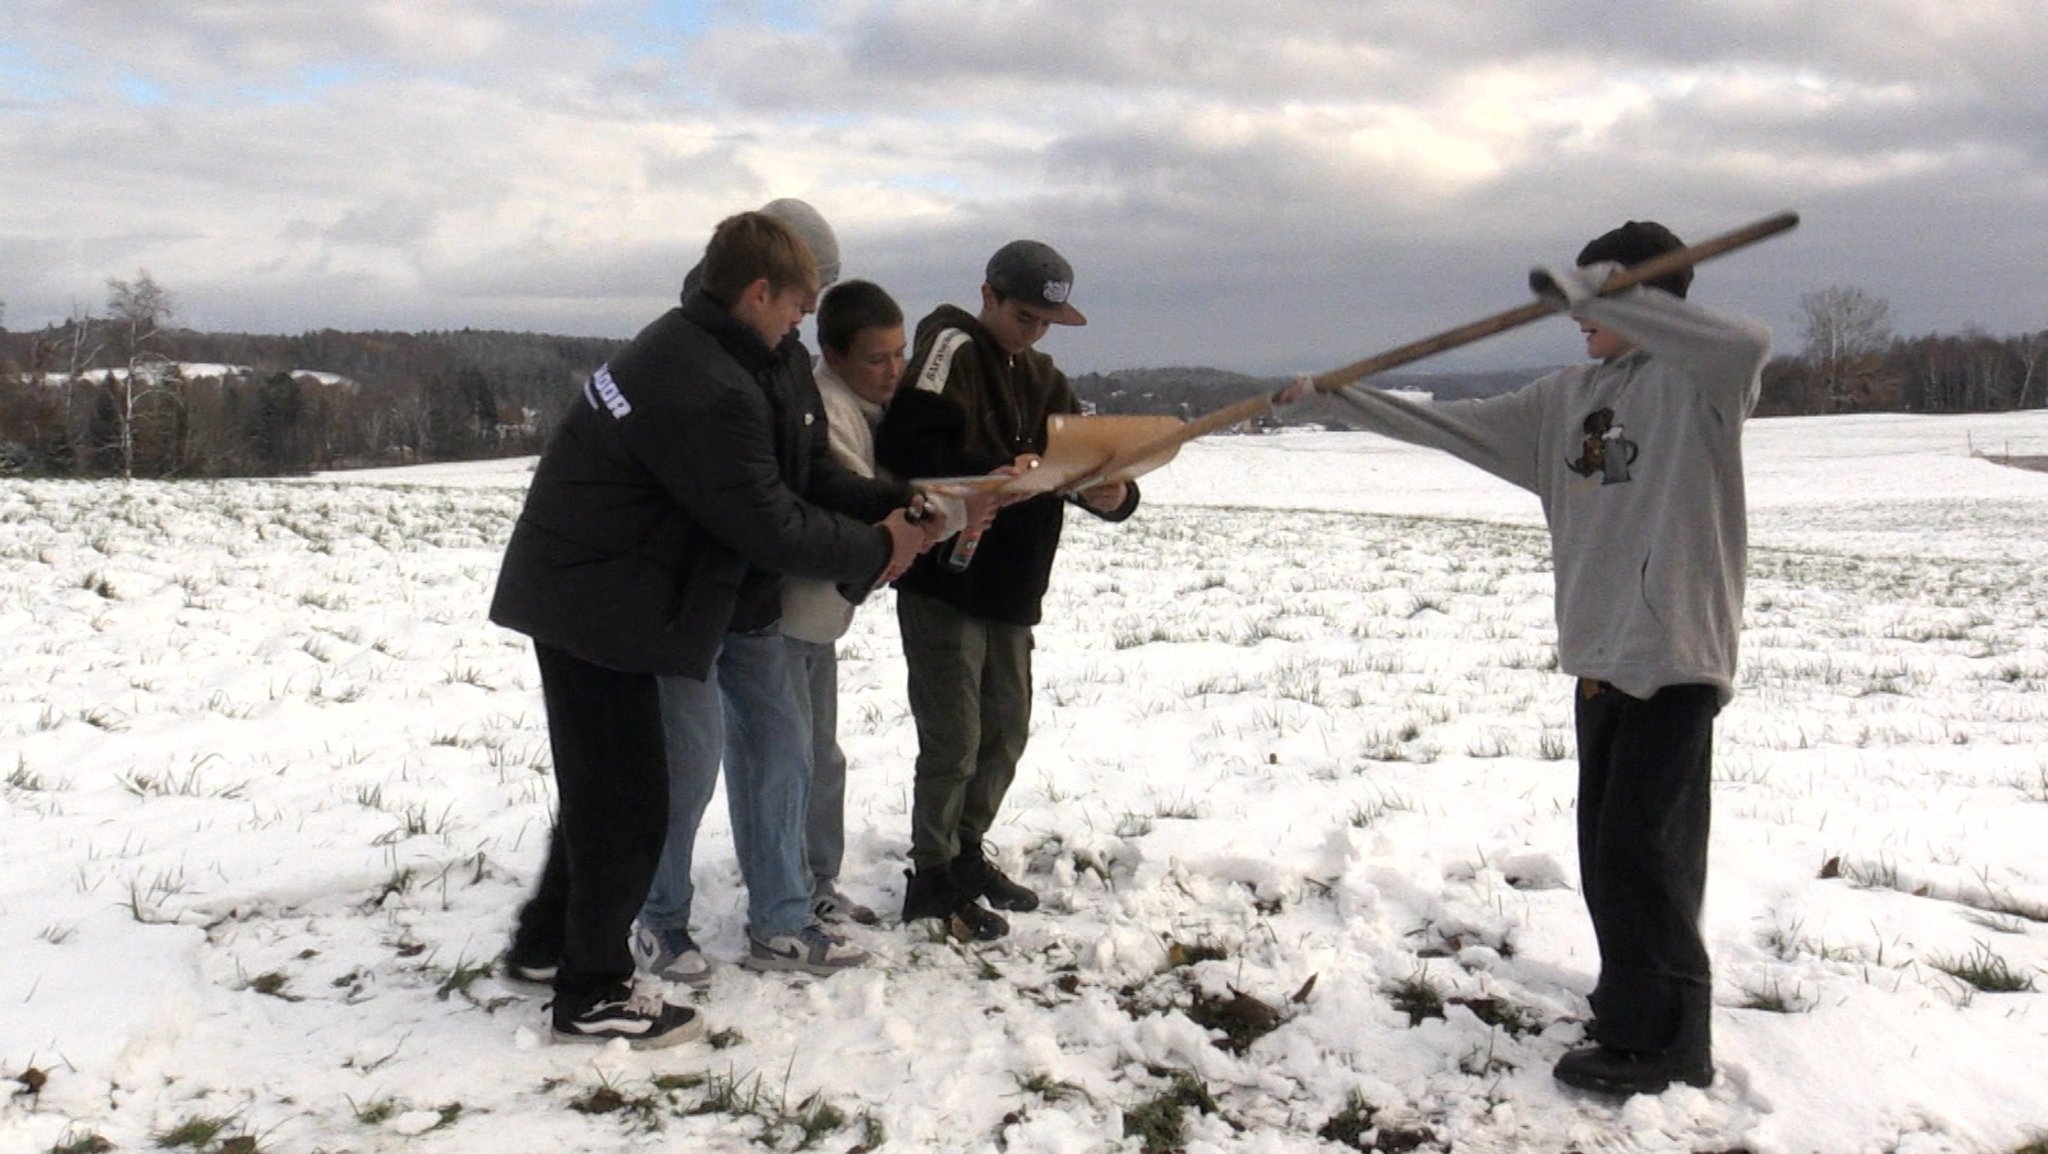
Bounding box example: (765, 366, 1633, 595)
(3, 410, 2047, 1154)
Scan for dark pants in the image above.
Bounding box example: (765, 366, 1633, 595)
(898, 591, 1034, 870)
(1573, 680, 1717, 1056)
(509, 643, 670, 1008)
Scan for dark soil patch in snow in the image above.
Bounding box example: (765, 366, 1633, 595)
(1982, 454, 2048, 473)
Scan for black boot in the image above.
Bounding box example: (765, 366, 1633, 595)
(902, 864, 1008, 941)
(1552, 1043, 1713, 1095)
(902, 863, 957, 921)
(950, 838, 1040, 913)
(1553, 1005, 1713, 1095)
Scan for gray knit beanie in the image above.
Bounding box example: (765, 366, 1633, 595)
(759, 198, 840, 288)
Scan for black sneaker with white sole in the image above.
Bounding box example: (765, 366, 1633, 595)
(500, 952, 558, 989)
(551, 980, 704, 1049)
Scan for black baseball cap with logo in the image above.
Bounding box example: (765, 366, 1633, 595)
(984, 239, 1086, 326)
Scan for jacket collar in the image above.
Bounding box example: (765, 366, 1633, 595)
(816, 359, 884, 424)
(682, 288, 778, 372)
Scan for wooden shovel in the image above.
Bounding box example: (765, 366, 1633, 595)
(918, 210, 1799, 499)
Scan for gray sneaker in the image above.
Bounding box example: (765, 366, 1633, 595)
(811, 880, 879, 926)
(743, 923, 869, 976)
(630, 921, 714, 988)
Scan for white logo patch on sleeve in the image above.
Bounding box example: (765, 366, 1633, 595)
(585, 364, 633, 419)
(915, 329, 972, 395)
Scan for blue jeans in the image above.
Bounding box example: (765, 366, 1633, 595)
(785, 636, 849, 885)
(640, 627, 814, 939)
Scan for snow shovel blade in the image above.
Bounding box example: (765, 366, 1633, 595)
(911, 415, 1188, 498)
(1004, 414, 1187, 495)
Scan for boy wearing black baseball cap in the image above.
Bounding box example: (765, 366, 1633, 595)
(875, 239, 1139, 939)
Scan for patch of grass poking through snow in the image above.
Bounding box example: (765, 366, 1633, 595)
(1317, 1092, 1438, 1153)
(1348, 791, 1416, 828)
(1122, 1068, 1223, 1154)
(116, 760, 243, 799)
(569, 1078, 663, 1131)
(1929, 944, 2038, 993)
(1964, 910, 2035, 935)
(2014, 766, 2048, 804)
(1965, 888, 2048, 924)
(151, 1114, 236, 1148)
(1841, 855, 1903, 892)
(7, 758, 60, 792)
(651, 1065, 866, 1150)
(245, 970, 301, 1002)
(1447, 994, 1546, 1037)
(434, 954, 512, 1010)
(1164, 938, 1230, 969)
(1015, 1071, 1094, 1105)
(1185, 986, 1286, 1054)
(1759, 918, 1862, 964)
(1386, 967, 1448, 1026)
(1738, 977, 1813, 1013)
(50, 1130, 114, 1154)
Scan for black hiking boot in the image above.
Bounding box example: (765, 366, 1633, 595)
(950, 839, 1040, 913)
(1552, 1043, 1714, 1095)
(1556, 992, 1714, 1096)
(1554, 1001, 1714, 1097)
(902, 864, 1008, 941)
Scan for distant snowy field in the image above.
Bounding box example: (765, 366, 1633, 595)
(3, 411, 2046, 1154)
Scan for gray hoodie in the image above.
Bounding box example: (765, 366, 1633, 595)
(1334, 287, 1770, 704)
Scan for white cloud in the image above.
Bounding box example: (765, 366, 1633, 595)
(1, 0, 2044, 369)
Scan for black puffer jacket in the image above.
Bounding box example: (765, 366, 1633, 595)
(490, 290, 906, 677)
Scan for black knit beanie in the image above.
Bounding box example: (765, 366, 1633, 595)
(1576, 221, 1692, 298)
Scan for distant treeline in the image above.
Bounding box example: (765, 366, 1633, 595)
(0, 324, 618, 478)
(1, 322, 2041, 480)
(1078, 329, 2048, 428)
(1754, 329, 2047, 417)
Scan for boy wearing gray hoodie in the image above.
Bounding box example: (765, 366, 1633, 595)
(1317, 221, 1771, 1096)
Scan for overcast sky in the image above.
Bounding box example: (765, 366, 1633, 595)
(2, 1, 2043, 375)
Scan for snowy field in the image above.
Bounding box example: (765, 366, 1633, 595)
(3, 410, 2047, 1154)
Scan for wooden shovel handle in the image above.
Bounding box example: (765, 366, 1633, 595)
(1303, 210, 1801, 393)
(973, 212, 1800, 496)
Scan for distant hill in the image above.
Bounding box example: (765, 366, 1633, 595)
(0, 325, 620, 419)
(0, 317, 1566, 478)
(1071, 365, 1548, 429)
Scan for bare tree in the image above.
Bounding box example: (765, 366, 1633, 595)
(1962, 329, 2013, 411)
(104, 270, 179, 478)
(1799, 285, 1894, 412)
(53, 305, 106, 475)
(2016, 331, 2048, 410)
